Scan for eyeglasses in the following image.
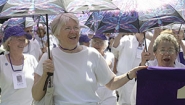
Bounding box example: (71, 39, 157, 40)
(63, 26, 80, 32)
(158, 49, 176, 55)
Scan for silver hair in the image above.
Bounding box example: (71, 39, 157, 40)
(50, 13, 79, 37)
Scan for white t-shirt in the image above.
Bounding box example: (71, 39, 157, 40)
(0, 54, 38, 105)
(35, 46, 115, 105)
(23, 39, 42, 61)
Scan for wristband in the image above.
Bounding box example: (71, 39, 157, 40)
(127, 72, 133, 80)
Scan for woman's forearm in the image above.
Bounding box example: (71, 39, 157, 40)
(32, 73, 48, 101)
(106, 66, 147, 90)
(106, 73, 130, 90)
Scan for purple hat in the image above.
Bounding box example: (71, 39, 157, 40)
(3, 26, 32, 43)
(93, 33, 107, 40)
(79, 34, 91, 43)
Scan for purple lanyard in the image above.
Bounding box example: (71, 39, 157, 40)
(8, 54, 24, 72)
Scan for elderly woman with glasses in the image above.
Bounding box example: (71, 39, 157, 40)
(140, 29, 185, 67)
(0, 26, 38, 105)
(32, 13, 146, 105)
(152, 33, 183, 67)
(131, 32, 185, 105)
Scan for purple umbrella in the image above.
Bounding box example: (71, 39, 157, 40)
(85, 11, 104, 32)
(84, 0, 185, 33)
(96, 4, 185, 34)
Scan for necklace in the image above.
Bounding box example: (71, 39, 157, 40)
(8, 54, 24, 72)
(59, 45, 77, 51)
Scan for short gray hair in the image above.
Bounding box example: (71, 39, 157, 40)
(153, 34, 179, 53)
(50, 13, 79, 37)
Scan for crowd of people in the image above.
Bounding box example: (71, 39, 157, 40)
(0, 12, 184, 105)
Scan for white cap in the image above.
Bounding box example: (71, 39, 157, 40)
(25, 17, 35, 28)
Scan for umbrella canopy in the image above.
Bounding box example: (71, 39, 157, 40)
(1, 17, 26, 30)
(85, 11, 104, 32)
(112, 0, 185, 21)
(0, 0, 118, 18)
(87, 4, 185, 34)
(75, 13, 91, 25)
(168, 0, 185, 21)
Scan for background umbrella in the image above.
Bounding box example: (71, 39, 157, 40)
(95, 4, 185, 34)
(88, 0, 185, 33)
(85, 11, 104, 32)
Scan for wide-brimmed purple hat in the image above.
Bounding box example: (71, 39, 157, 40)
(3, 26, 32, 43)
(79, 34, 91, 43)
(93, 33, 107, 40)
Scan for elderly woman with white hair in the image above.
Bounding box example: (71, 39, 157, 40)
(32, 13, 146, 105)
(91, 33, 117, 105)
(131, 33, 185, 105)
(141, 26, 185, 66)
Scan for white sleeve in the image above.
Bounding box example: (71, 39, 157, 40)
(131, 82, 137, 105)
(34, 53, 48, 76)
(94, 53, 116, 85)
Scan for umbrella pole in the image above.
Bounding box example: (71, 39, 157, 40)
(46, 14, 51, 59)
(43, 14, 53, 91)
